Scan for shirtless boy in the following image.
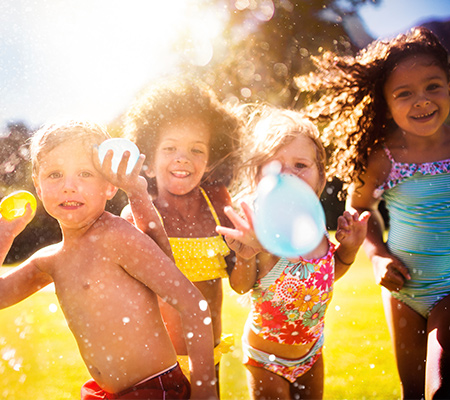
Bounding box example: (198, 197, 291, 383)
(0, 121, 218, 400)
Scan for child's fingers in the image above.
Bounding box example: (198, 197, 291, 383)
(116, 151, 131, 176)
(223, 206, 249, 231)
(240, 202, 255, 230)
(215, 225, 243, 241)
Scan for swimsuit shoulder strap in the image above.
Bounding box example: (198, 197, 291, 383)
(200, 186, 222, 226)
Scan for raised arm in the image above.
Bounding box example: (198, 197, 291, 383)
(334, 210, 370, 280)
(216, 202, 263, 294)
(0, 206, 53, 308)
(93, 148, 173, 260)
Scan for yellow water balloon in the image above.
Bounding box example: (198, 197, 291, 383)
(0, 191, 37, 220)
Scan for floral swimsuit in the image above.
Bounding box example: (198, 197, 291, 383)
(243, 241, 336, 382)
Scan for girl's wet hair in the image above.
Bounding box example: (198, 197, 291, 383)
(124, 76, 243, 188)
(30, 120, 110, 174)
(294, 26, 450, 193)
(231, 103, 326, 199)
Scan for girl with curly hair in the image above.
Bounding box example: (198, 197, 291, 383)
(295, 27, 450, 399)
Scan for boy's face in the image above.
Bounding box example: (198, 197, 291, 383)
(33, 139, 117, 230)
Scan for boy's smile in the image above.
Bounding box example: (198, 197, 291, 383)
(33, 140, 117, 231)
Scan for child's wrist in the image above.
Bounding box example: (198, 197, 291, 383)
(335, 251, 355, 266)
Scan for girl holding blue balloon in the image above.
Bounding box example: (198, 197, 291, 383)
(216, 105, 369, 400)
(295, 27, 450, 399)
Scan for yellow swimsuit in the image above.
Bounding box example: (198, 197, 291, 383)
(158, 187, 234, 377)
(166, 187, 230, 282)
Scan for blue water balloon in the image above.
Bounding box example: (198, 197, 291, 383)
(254, 162, 326, 258)
(98, 138, 140, 174)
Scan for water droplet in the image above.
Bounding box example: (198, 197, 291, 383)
(199, 300, 208, 311)
(49, 303, 58, 313)
(203, 317, 211, 325)
(122, 317, 130, 324)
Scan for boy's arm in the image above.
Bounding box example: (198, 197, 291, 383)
(117, 225, 218, 399)
(0, 207, 53, 308)
(93, 149, 173, 260)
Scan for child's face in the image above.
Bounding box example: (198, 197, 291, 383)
(150, 118, 210, 196)
(261, 135, 325, 196)
(33, 140, 117, 230)
(383, 54, 450, 138)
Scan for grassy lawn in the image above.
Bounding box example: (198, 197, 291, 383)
(0, 244, 401, 399)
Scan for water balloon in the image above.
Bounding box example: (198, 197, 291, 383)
(98, 138, 140, 174)
(254, 162, 326, 258)
(0, 191, 37, 220)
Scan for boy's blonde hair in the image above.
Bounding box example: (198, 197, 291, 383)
(30, 120, 110, 174)
(232, 104, 327, 199)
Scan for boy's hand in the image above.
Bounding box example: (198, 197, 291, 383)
(0, 203, 35, 239)
(93, 147, 147, 197)
(216, 202, 263, 260)
(335, 210, 370, 250)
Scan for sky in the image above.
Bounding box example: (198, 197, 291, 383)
(1, 0, 449, 131)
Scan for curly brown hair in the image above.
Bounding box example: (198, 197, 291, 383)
(123, 76, 243, 189)
(295, 26, 450, 194)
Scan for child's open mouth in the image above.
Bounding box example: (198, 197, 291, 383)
(411, 110, 436, 121)
(60, 201, 83, 208)
(171, 171, 191, 178)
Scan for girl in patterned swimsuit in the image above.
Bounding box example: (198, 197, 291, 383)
(120, 77, 242, 389)
(295, 27, 450, 399)
(216, 105, 369, 399)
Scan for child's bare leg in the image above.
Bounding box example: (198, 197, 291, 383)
(382, 290, 427, 399)
(426, 294, 450, 399)
(246, 365, 290, 400)
(291, 355, 324, 400)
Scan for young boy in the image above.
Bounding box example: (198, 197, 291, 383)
(0, 121, 218, 400)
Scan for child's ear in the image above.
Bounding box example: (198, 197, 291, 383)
(105, 184, 118, 200)
(144, 164, 155, 179)
(32, 173, 42, 200)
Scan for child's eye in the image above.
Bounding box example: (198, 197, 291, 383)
(162, 146, 175, 152)
(294, 162, 307, 169)
(49, 172, 62, 179)
(396, 90, 411, 98)
(192, 148, 205, 154)
(80, 171, 93, 178)
(427, 83, 441, 91)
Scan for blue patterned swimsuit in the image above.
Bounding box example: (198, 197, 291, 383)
(374, 146, 450, 318)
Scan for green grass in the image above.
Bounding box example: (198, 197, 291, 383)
(0, 246, 401, 399)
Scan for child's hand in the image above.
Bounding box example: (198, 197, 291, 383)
(372, 253, 411, 292)
(335, 210, 370, 250)
(93, 147, 147, 196)
(0, 203, 35, 239)
(216, 202, 263, 260)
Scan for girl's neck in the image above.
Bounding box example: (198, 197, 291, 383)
(155, 186, 203, 213)
(388, 125, 450, 163)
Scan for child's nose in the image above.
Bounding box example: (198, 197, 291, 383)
(62, 177, 77, 193)
(175, 149, 189, 163)
(414, 93, 431, 107)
